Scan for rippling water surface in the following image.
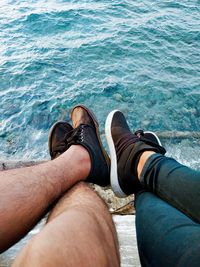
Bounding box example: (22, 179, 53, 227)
(0, 0, 200, 162)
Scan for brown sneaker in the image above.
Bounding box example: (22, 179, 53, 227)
(105, 110, 166, 197)
(48, 121, 73, 159)
(69, 104, 110, 186)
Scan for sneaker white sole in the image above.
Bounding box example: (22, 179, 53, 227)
(105, 110, 127, 198)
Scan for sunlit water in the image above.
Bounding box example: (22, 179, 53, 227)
(0, 0, 200, 167)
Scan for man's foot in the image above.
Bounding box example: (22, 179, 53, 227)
(105, 110, 166, 197)
(48, 121, 73, 159)
(69, 104, 110, 186)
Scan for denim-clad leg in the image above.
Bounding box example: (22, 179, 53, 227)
(135, 192, 200, 267)
(140, 154, 200, 223)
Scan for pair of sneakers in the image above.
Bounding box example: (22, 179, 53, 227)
(48, 105, 166, 198)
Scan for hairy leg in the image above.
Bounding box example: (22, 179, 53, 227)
(0, 145, 90, 252)
(12, 182, 120, 267)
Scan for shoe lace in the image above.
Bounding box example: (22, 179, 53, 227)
(135, 130, 166, 154)
(66, 124, 86, 145)
(54, 123, 94, 158)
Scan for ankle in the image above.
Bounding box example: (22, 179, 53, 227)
(137, 151, 155, 180)
(66, 145, 91, 179)
(55, 145, 91, 183)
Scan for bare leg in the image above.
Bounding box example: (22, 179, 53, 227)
(0, 145, 90, 252)
(12, 182, 120, 267)
(137, 151, 155, 178)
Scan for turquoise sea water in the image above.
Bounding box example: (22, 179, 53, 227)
(0, 0, 200, 162)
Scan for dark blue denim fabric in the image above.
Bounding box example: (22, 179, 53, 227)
(140, 154, 200, 223)
(135, 192, 200, 267)
(135, 154, 200, 266)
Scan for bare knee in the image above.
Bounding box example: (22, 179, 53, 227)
(13, 209, 119, 267)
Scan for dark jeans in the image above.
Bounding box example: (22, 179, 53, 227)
(135, 154, 200, 267)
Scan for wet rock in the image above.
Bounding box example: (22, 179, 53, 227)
(165, 91, 173, 100)
(142, 120, 150, 128)
(113, 93, 123, 102)
(188, 108, 197, 116)
(91, 184, 134, 214)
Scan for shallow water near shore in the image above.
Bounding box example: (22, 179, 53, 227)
(0, 0, 200, 164)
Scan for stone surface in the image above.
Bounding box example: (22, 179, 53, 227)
(0, 216, 140, 267)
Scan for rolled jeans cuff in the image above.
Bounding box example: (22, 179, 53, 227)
(139, 153, 163, 185)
